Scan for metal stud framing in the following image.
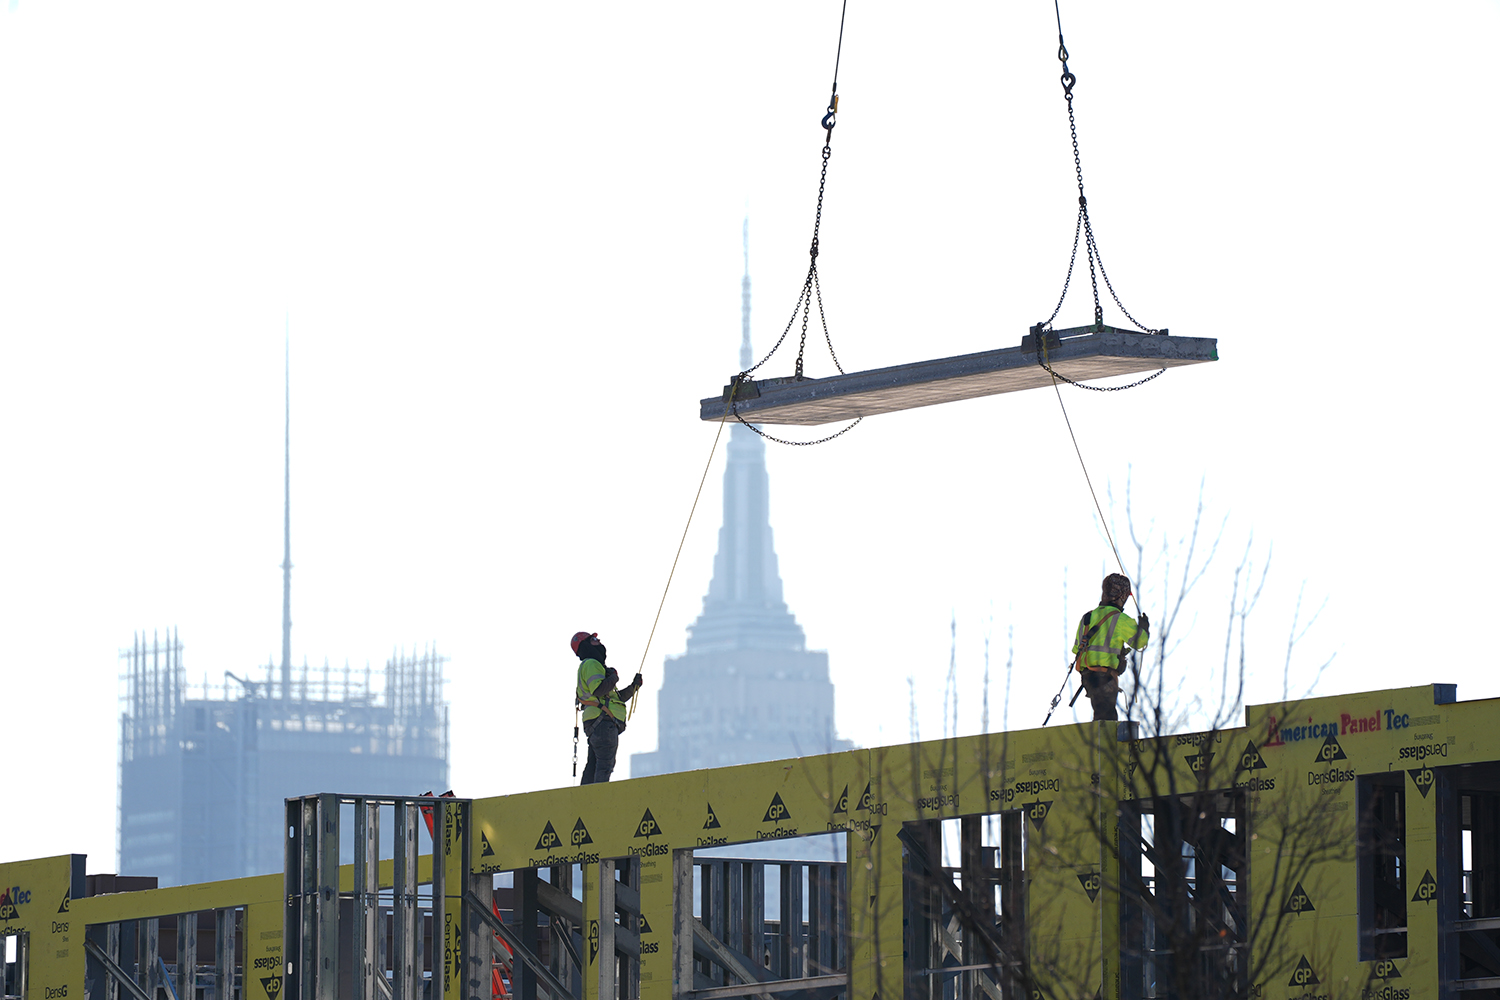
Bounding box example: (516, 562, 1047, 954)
(284, 792, 470, 1000)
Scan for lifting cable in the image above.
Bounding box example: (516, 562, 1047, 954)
(733, 0, 861, 447)
(626, 4, 856, 719)
(628, 385, 740, 719)
(1035, 0, 1165, 393)
(1039, 358, 1143, 724)
(1036, 1, 1156, 725)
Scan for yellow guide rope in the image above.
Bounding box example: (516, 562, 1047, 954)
(628, 382, 739, 718)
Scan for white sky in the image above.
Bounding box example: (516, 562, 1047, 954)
(1, 2, 1496, 869)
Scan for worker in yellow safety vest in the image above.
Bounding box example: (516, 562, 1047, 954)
(1072, 574, 1150, 722)
(571, 631, 643, 785)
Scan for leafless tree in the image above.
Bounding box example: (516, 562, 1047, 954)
(863, 477, 1370, 1000)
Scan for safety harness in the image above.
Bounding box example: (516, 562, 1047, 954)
(1073, 609, 1124, 674)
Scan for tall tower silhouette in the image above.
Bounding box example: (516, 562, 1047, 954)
(631, 223, 851, 776)
(117, 334, 448, 886)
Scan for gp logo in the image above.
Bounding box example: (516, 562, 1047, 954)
(834, 786, 849, 814)
(1373, 961, 1402, 980)
(1408, 767, 1435, 798)
(1077, 871, 1100, 902)
(1186, 751, 1214, 773)
(1412, 870, 1437, 903)
(1282, 882, 1315, 914)
(635, 809, 663, 839)
(1238, 741, 1266, 772)
(1288, 957, 1320, 988)
(1026, 801, 1052, 828)
(535, 821, 561, 852)
(261, 974, 284, 1000)
(571, 818, 593, 846)
(763, 793, 792, 824)
(1315, 735, 1348, 763)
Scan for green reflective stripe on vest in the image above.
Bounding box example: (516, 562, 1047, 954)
(575, 657, 627, 722)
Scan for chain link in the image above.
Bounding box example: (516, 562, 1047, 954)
(733, 407, 864, 446)
(1043, 208, 1084, 329)
(736, 98, 860, 442)
(1039, 358, 1166, 392)
(1038, 22, 1164, 393)
(1037, 327, 1166, 392)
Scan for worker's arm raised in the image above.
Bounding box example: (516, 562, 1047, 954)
(619, 673, 644, 700)
(1131, 613, 1151, 649)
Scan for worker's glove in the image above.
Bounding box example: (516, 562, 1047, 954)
(632, 673, 643, 689)
(1138, 613, 1150, 631)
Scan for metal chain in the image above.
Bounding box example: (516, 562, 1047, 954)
(1036, 12, 1163, 392)
(1042, 207, 1084, 329)
(733, 2, 860, 448)
(1040, 357, 1166, 392)
(812, 268, 847, 375)
(1083, 216, 1155, 334)
(1037, 329, 1166, 392)
(793, 142, 836, 380)
(744, 279, 808, 379)
(733, 407, 863, 446)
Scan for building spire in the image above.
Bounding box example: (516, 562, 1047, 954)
(281, 320, 292, 701)
(685, 224, 806, 654)
(741, 217, 752, 370)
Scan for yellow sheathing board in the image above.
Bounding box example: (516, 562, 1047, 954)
(1243, 684, 1461, 996)
(0, 854, 81, 998)
(6, 683, 1492, 998)
(637, 846, 673, 1000)
(245, 896, 288, 1000)
(441, 801, 467, 1000)
(473, 751, 869, 871)
(71, 872, 281, 924)
(698, 750, 865, 848)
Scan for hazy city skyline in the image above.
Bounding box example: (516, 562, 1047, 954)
(1, 2, 1496, 870)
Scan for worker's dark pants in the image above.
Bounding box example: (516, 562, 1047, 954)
(581, 714, 620, 785)
(1082, 670, 1120, 722)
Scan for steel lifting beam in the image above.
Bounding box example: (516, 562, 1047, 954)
(702, 326, 1217, 425)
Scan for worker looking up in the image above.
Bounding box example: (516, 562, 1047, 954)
(1072, 574, 1150, 722)
(572, 631, 643, 785)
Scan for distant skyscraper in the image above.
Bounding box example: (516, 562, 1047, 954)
(117, 341, 448, 885)
(631, 224, 851, 777)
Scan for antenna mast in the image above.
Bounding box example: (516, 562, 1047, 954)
(741, 217, 752, 369)
(280, 322, 292, 701)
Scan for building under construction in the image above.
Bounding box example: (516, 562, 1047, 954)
(117, 632, 449, 886)
(114, 349, 448, 888)
(7, 681, 1500, 1000)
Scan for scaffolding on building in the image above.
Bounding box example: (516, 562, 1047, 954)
(118, 632, 449, 886)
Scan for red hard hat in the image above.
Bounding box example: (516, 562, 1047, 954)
(570, 631, 597, 655)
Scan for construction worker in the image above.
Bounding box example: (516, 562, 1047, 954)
(571, 631, 643, 785)
(1072, 573, 1150, 722)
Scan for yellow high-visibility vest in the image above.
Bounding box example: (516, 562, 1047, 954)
(576, 657, 627, 723)
(1072, 605, 1149, 674)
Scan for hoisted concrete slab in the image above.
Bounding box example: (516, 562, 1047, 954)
(699, 325, 1218, 426)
